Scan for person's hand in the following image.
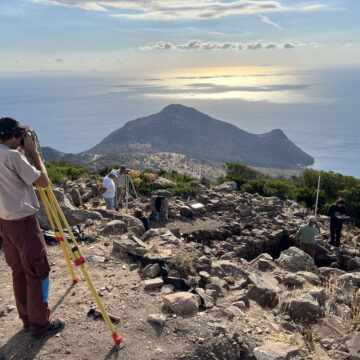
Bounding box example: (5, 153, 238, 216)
(21, 133, 38, 155)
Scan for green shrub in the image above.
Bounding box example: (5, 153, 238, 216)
(45, 160, 90, 184)
(222, 162, 360, 226)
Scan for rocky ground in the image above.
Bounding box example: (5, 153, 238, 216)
(1, 178, 360, 360)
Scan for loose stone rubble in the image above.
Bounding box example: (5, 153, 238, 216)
(3, 176, 358, 360)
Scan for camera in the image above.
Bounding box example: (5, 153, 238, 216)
(20, 130, 36, 146)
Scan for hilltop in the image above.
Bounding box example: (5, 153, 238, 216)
(1, 178, 359, 360)
(87, 104, 313, 170)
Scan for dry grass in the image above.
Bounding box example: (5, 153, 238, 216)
(167, 247, 199, 278)
(144, 172, 156, 183)
(324, 274, 360, 331)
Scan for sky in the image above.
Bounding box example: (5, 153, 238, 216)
(1, 0, 359, 74)
(0, 0, 360, 176)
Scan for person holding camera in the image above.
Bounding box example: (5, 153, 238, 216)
(296, 216, 320, 259)
(0, 117, 64, 337)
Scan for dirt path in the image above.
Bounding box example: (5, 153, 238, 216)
(0, 234, 212, 360)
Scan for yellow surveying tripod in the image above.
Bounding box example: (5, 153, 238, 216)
(32, 133, 121, 345)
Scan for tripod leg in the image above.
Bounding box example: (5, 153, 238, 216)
(45, 187, 122, 345)
(38, 186, 78, 283)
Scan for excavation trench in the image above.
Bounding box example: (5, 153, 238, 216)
(183, 225, 334, 267)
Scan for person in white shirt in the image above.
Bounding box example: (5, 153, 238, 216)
(0, 117, 64, 337)
(101, 170, 117, 210)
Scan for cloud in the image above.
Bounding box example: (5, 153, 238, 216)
(283, 43, 295, 49)
(32, 0, 326, 20)
(153, 41, 174, 50)
(302, 5, 326, 11)
(258, 15, 282, 30)
(108, 81, 310, 96)
(139, 40, 306, 51)
(247, 42, 262, 50)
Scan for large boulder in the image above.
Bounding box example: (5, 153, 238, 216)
(141, 228, 179, 245)
(70, 188, 82, 207)
(102, 220, 127, 235)
(180, 206, 195, 218)
(163, 292, 200, 315)
(341, 332, 360, 360)
(211, 260, 249, 279)
(247, 273, 280, 308)
(318, 266, 346, 278)
(94, 210, 145, 236)
(336, 272, 360, 298)
(276, 247, 317, 273)
(112, 237, 149, 257)
(153, 177, 177, 189)
(282, 293, 324, 322)
(253, 343, 299, 360)
(213, 181, 237, 192)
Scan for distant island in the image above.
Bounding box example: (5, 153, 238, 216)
(43, 104, 314, 174)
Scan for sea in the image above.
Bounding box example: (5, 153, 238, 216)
(0, 69, 359, 178)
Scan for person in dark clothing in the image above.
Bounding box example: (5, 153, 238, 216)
(134, 209, 150, 232)
(328, 198, 348, 247)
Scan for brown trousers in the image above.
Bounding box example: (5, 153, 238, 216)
(0, 215, 52, 335)
(300, 242, 316, 259)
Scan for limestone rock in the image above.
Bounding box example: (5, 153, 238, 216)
(154, 177, 177, 188)
(282, 293, 324, 322)
(211, 260, 249, 279)
(247, 273, 280, 308)
(112, 238, 149, 257)
(143, 263, 161, 278)
(163, 292, 200, 315)
(296, 271, 320, 285)
(144, 278, 164, 290)
(70, 188, 82, 207)
(194, 287, 215, 309)
(147, 314, 166, 327)
(283, 273, 305, 287)
(341, 332, 360, 359)
(253, 343, 299, 360)
(180, 206, 195, 218)
(236, 203, 251, 217)
(309, 288, 327, 306)
(102, 220, 127, 235)
(337, 272, 360, 297)
(318, 267, 346, 278)
(141, 228, 179, 245)
(276, 247, 317, 273)
(213, 181, 237, 192)
(205, 277, 227, 299)
(196, 256, 212, 272)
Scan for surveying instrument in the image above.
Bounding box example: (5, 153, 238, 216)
(117, 169, 138, 212)
(30, 131, 122, 345)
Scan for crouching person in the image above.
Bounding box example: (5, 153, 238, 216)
(296, 216, 320, 259)
(0, 117, 64, 337)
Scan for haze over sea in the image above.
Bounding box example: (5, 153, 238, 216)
(1, 67, 359, 178)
